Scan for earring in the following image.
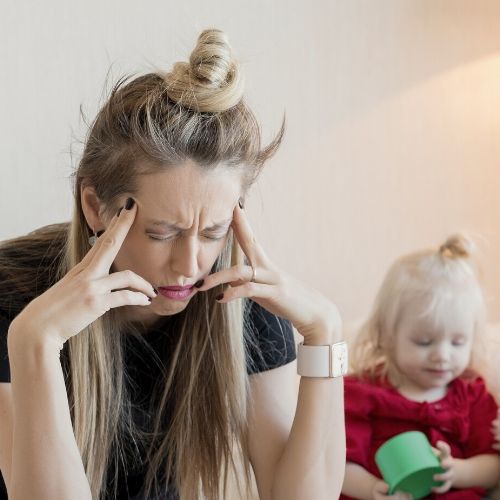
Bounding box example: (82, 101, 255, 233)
(88, 229, 104, 247)
(88, 230, 98, 247)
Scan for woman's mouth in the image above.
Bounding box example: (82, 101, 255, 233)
(158, 285, 195, 301)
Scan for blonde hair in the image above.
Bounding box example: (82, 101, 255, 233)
(0, 28, 284, 499)
(351, 234, 487, 385)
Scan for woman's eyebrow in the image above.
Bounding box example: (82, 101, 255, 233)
(145, 217, 233, 231)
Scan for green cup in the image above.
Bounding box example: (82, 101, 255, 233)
(374, 431, 444, 499)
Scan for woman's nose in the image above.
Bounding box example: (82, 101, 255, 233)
(171, 235, 199, 279)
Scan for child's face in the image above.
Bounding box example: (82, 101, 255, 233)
(393, 295, 476, 391)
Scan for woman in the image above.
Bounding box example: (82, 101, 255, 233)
(0, 29, 345, 499)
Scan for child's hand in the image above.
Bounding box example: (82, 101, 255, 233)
(431, 440, 455, 494)
(491, 409, 500, 450)
(371, 480, 413, 499)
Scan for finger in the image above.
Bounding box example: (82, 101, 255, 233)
(373, 481, 389, 495)
(434, 470, 453, 482)
(87, 198, 138, 276)
(230, 202, 267, 267)
(215, 281, 276, 303)
(436, 440, 451, 458)
(105, 289, 152, 310)
(432, 480, 452, 494)
(97, 270, 157, 298)
(70, 208, 124, 278)
(196, 264, 278, 291)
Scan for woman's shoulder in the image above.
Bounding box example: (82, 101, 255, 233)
(0, 222, 68, 321)
(245, 299, 296, 375)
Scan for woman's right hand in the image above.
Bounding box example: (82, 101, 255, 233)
(372, 480, 413, 500)
(8, 197, 157, 350)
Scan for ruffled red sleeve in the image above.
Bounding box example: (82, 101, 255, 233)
(344, 375, 376, 467)
(462, 377, 498, 457)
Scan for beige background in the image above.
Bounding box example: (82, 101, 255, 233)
(1, 1, 500, 326)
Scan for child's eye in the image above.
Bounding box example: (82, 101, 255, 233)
(413, 339, 432, 346)
(452, 339, 466, 347)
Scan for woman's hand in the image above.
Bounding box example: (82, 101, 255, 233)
(195, 201, 342, 344)
(431, 441, 456, 494)
(8, 198, 157, 350)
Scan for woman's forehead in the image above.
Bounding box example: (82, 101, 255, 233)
(134, 165, 242, 226)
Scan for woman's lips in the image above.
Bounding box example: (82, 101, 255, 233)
(160, 285, 194, 291)
(158, 286, 195, 300)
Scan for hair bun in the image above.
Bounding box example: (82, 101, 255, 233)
(162, 29, 245, 113)
(439, 234, 474, 260)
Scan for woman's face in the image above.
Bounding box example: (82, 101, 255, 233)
(109, 161, 243, 326)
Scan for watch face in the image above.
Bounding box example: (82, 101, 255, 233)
(332, 342, 349, 377)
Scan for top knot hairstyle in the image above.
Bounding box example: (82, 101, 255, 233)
(439, 233, 474, 260)
(160, 29, 245, 113)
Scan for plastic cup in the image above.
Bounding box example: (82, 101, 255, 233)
(374, 431, 444, 499)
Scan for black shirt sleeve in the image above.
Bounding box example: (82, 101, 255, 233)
(245, 299, 296, 375)
(0, 314, 10, 383)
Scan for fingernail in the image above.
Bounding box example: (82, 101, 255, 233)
(117, 207, 124, 217)
(152, 287, 158, 295)
(125, 197, 135, 210)
(238, 199, 244, 209)
(215, 293, 224, 301)
(96, 230, 105, 237)
(194, 279, 204, 288)
(147, 296, 152, 302)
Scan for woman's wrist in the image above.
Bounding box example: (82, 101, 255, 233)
(8, 321, 63, 366)
(298, 306, 343, 345)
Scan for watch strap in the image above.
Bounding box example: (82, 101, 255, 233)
(297, 341, 348, 378)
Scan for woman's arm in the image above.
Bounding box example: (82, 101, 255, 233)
(248, 319, 345, 500)
(7, 325, 92, 500)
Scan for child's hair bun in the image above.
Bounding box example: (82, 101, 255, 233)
(438, 234, 474, 260)
(161, 29, 245, 113)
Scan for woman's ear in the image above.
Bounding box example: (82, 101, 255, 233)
(81, 185, 106, 232)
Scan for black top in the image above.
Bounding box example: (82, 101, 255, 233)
(0, 299, 295, 499)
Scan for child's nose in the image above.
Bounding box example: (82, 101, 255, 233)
(430, 346, 451, 363)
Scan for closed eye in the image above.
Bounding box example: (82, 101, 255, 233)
(147, 234, 227, 242)
(412, 339, 432, 346)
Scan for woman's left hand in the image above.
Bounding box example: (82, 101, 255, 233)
(195, 202, 342, 345)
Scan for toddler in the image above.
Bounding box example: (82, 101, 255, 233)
(341, 235, 500, 499)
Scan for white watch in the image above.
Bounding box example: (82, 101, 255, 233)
(297, 341, 348, 378)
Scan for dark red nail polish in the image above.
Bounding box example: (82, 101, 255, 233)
(125, 197, 135, 210)
(152, 287, 158, 295)
(147, 296, 152, 302)
(194, 279, 204, 288)
(238, 199, 244, 209)
(96, 230, 105, 237)
(117, 207, 124, 217)
(215, 293, 224, 301)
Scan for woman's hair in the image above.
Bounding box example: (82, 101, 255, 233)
(350, 234, 487, 385)
(0, 28, 284, 499)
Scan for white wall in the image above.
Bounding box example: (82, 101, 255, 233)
(2, 1, 500, 324)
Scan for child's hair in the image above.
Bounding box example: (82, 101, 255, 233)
(350, 234, 487, 384)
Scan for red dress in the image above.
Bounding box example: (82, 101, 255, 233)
(342, 374, 499, 499)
